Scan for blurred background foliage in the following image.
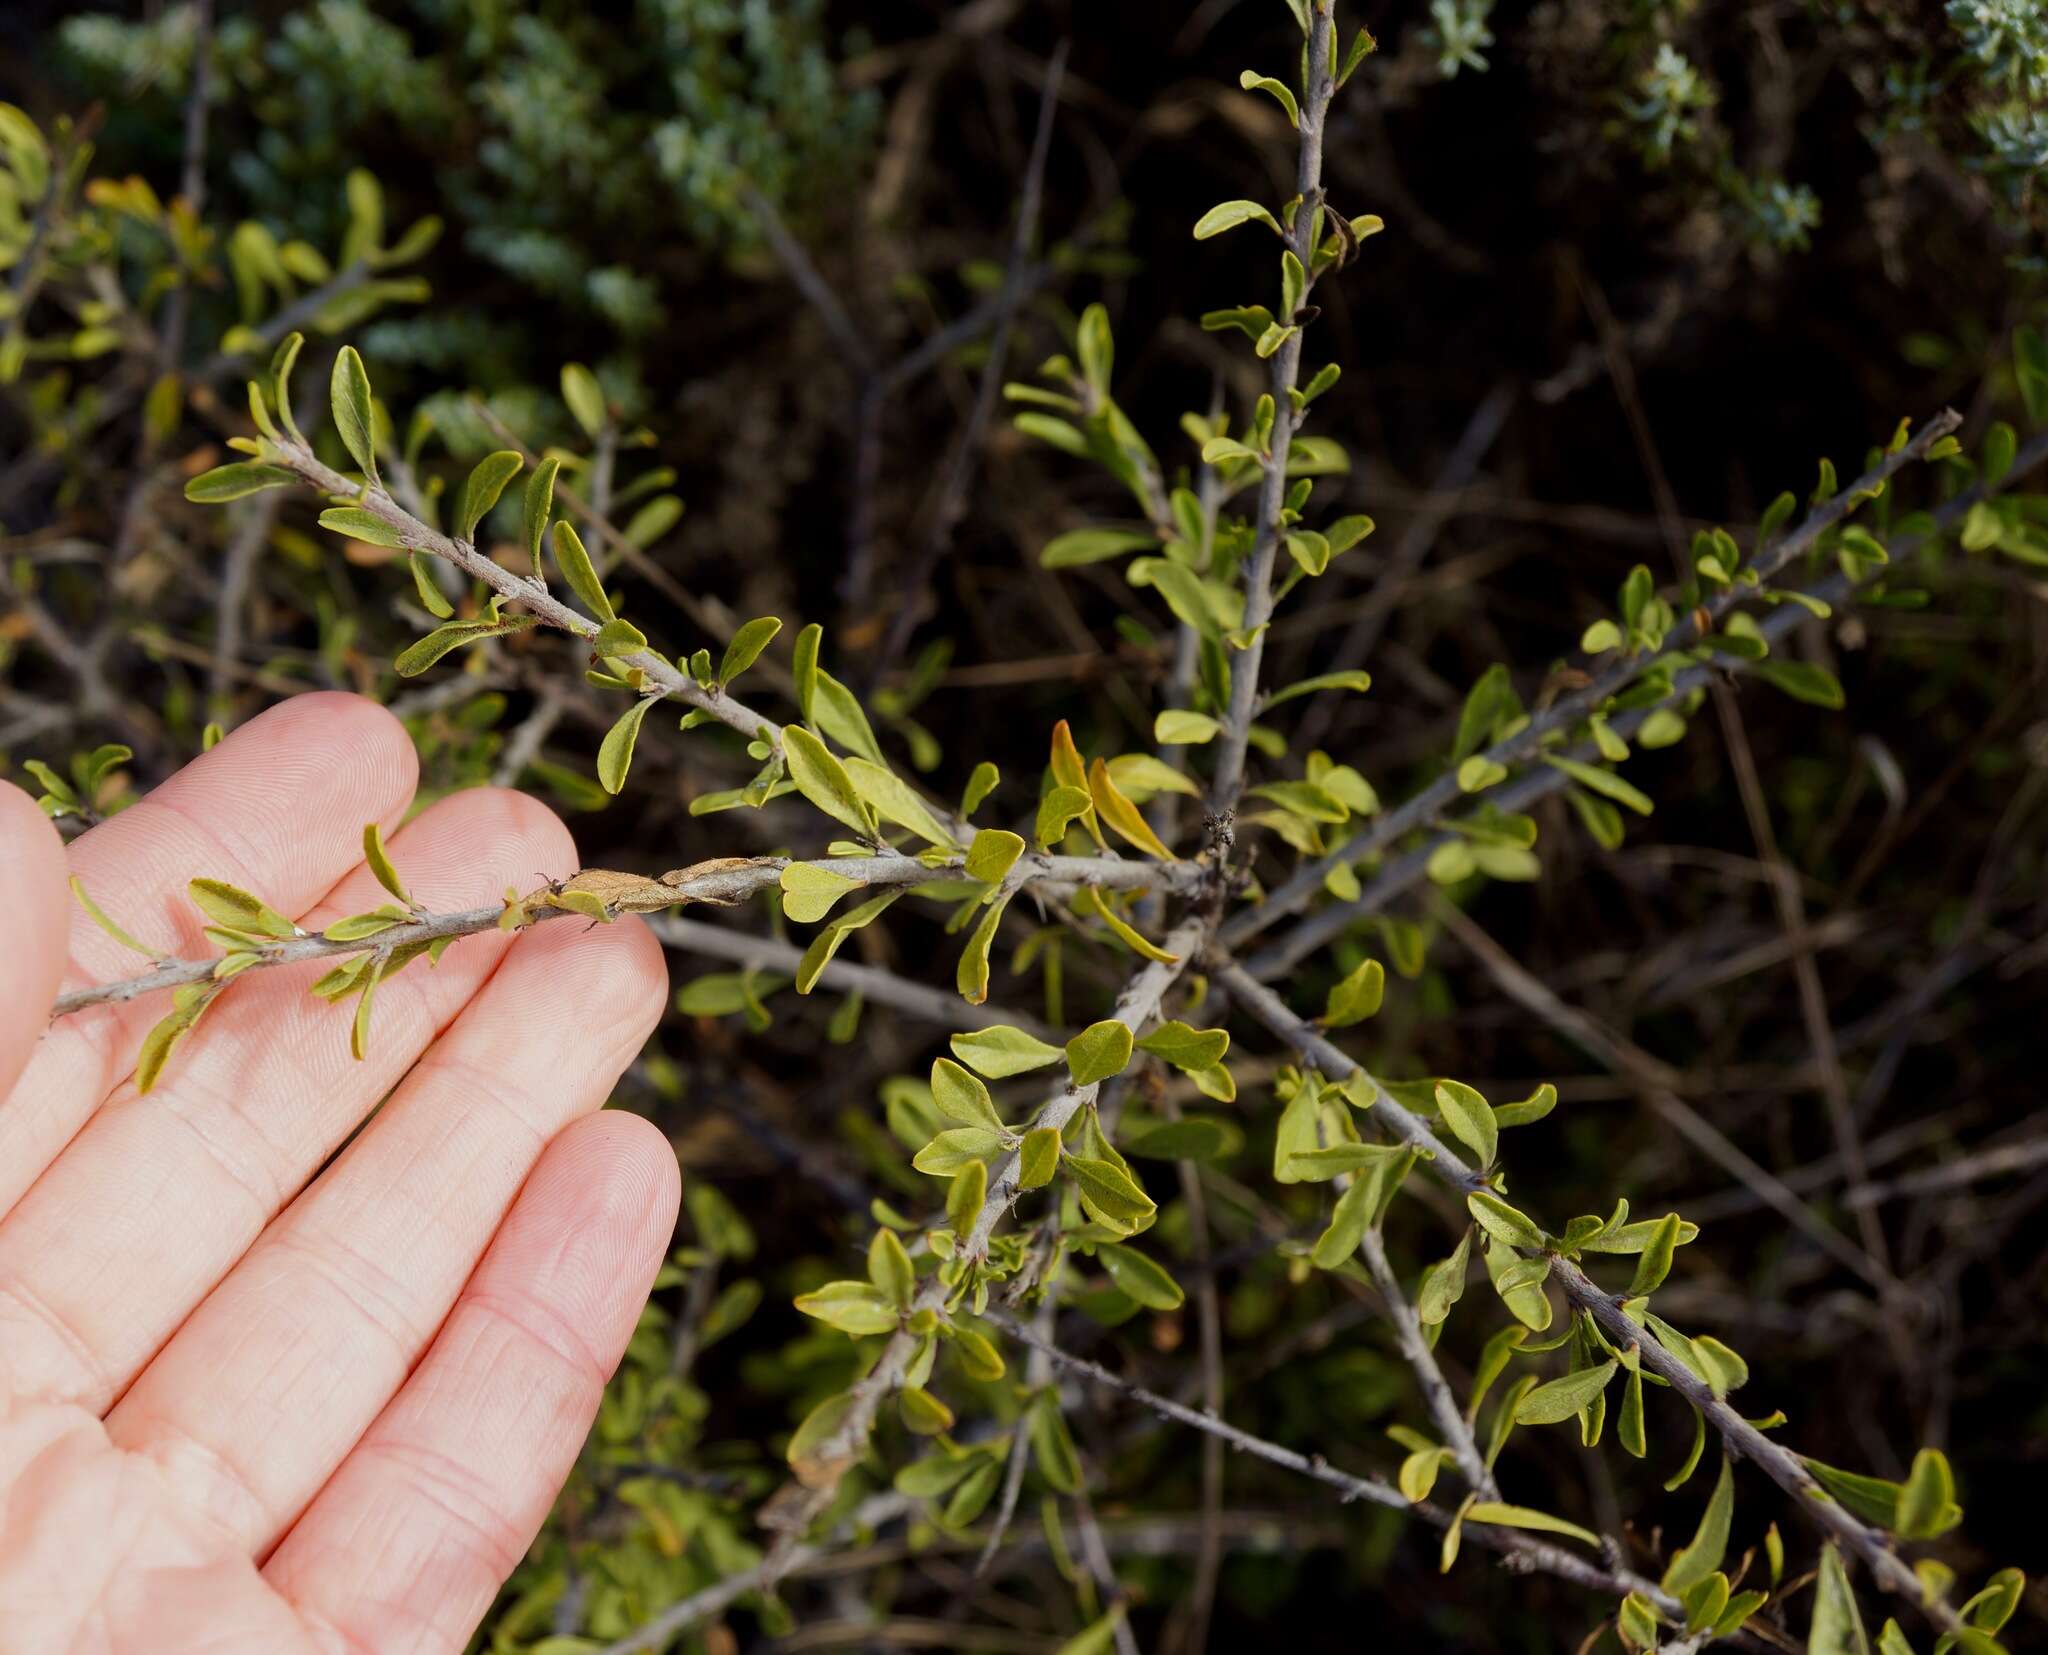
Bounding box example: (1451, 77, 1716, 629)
(2, 0, 2045, 1650)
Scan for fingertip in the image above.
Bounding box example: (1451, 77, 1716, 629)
(495, 903, 667, 1055)
(546, 1108, 683, 1272)
(417, 786, 579, 903)
(209, 691, 419, 809)
(606, 913, 670, 1046)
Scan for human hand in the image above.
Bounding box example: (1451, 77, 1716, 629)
(0, 693, 679, 1654)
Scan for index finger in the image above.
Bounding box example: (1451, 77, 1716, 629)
(0, 692, 418, 1220)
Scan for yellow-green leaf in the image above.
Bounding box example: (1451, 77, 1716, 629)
(780, 861, 863, 924)
(1088, 757, 1174, 859)
(454, 449, 523, 540)
(550, 520, 615, 623)
(597, 698, 657, 795)
(784, 726, 878, 840)
(330, 346, 377, 478)
(1066, 1019, 1134, 1087)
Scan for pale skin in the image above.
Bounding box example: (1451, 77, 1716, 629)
(0, 692, 681, 1654)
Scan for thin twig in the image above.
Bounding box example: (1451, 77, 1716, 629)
(1233, 421, 2048, 977)
(209, 489, 282, 718)
(985, 1312, 1676, 1609)
(651, 914, 1057, 1038)
(748, 921, 1204, 1588)
(1429, 896, 1899, 1292)
(1211, 958, 1969, 1638)
(1208, 11, 1337, 811)
(1295, 379, 1516, 752)
(587, 1493, 914, 1655)
(53, 852, 1191, 1019)
(869, 40, 1067, 682)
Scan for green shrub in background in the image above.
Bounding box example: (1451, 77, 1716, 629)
(55, 0, 876, 356)
(6, 0, 2048, 1650)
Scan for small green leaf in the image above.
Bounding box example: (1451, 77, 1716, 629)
(956, 891, 1010, 1005)
(719, 616, 781, 687)
(794, 1280, 899, 1336)
(1435, 1079, 1498, 1168)
(868, 1228, 915, 1307)
(407, 551, 453, 618)
(330, 346, 378, 479)
(597, 698, 657, 795)
(1464, 1503, 1600, 1548)
(912, 1127, 1006, 1178)
(1265, 670, 1372, 709)
(1664, 1457, 1735, 1596)
(454, 450, 523, 540)
(930, 1058, 1005, 1132)
(1754, 661, 1846, 709)
(592, 618, 647, 659)
(947, 1157, 987, 1233)
(393, 617, 536, 677)
(350, 954, 384, 1060)
(961, 761, 1000, 817)
(1042, 527, 1156, 567)
(1098, 1244, 1184, 1310)
(135, 986, 218, 1094)
(1416, 1230, 1472, 1325)
(1544, 756, 1653, 816)
(1034, 784, 1095, 850)
(1193, 199, 1283, 239)
(784, 726, 878, 840)
(522, 455, 559, 570)
(897, 1386, 952, 1435)
(1238, 69, 1300, 125)
(1155, 709, 1222, 745)
(550, 520, 615, 623)
(1618, 1365, 1647, 1458)
(1075, 303, 1114, 394)
(1955, 1568, 2024, 1636)
(317, 507, 411, 548)
(1322, 958, 1385, 1028)
(323, 909, 409, 941)
(1628, 1212, 1683, 1297)
(1066, 1019, 1135, 1087)
(1516, 1361, 1618, 1426)
(189, 877, 296, 939)
(845, 756, 955, 850)
(964, 828, 1026, 885)
(1895, 1448, 1956, 1541)
(951, 1024, 1064, 1079)
(69, 877, 159, 958)
(1809, 1545, 1870, 1655)
(362, 821, 411, 907)
(184, 462, 298, 503)
(780, 861, 863, 924)
(1018, 1125, 1062, 1188)
(1136, 1020, 1230, 1072)
(1029, 1391, 1082, 1493)
(1067, 1154, 1155, 1230)
(786, 1389, 866, 1484)
(1467, 1190, 1545, 1249)
(561, 362, 607, 437)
